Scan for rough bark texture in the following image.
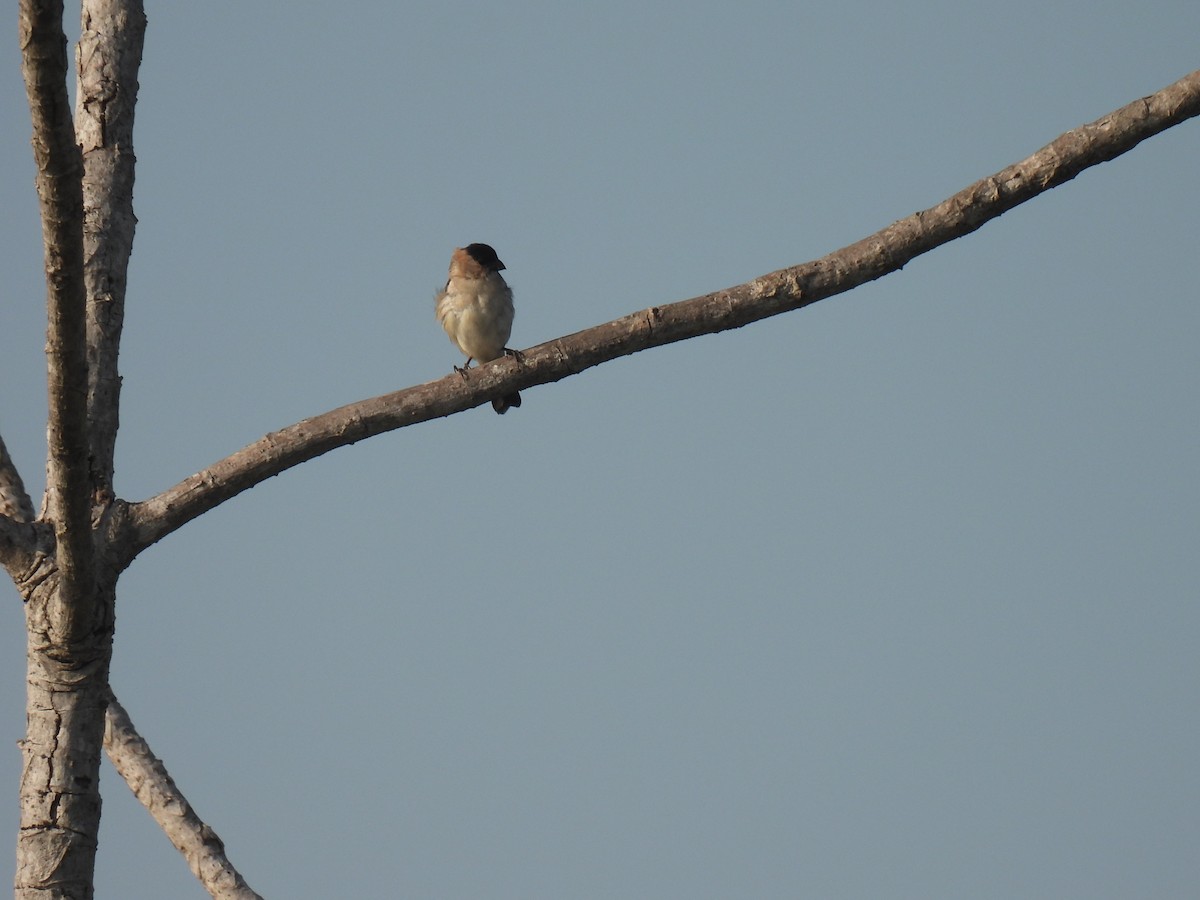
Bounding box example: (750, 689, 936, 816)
(0, 514, 43, 593)
(14, 1, 141, 897)
(17, 2, 102, 895)
(77, 0, 144, 495)
(104, 695, 265, 900)
(0, 436, 37, 522)
(0, 436, 42, 577)
(16, 579, 114, 900)
(119, 69, 1200, 565)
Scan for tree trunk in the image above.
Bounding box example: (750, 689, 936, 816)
(15, 0, 143, 895)
(16, 575, 115, 900)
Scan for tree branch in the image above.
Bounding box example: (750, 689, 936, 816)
(104, 691, 265, 900)
(0, 516, 41, 579)
(121, 68, 1200, 564)
(77, 0, 145, 495)
(20, 0, 95, 631)
(0, 435, 40, 576)
(0, 434, 36, 523)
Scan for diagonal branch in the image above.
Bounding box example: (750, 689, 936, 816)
(20, 0, 95, 626)
(0, 514, 42, 578)
(121, 68, 1200, 565)
(104, 691, 265, 900)
(77, 0, 146, 495)
(0, 433, 36, 523)
(0, 434, 39, 575)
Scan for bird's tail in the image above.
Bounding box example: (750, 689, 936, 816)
(492, 392, 522, 415)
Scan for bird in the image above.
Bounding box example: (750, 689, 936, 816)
(435, 243, 522, 414)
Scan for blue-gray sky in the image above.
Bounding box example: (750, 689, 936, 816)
(2, 2, 1198, 897)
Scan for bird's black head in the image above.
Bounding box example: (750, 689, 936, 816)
(463, 242, 506, 271)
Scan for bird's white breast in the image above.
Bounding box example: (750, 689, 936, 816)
(437, 272, 514, 363)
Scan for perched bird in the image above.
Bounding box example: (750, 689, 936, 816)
(435, 243, 522, 414)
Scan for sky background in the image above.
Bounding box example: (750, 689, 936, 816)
(1, 2, 1198, 898)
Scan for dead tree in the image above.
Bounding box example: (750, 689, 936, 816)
(6, 1, 1198, 896)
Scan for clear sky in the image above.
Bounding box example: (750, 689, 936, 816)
(2, 2, 1198, 897)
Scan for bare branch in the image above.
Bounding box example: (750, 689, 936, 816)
(104, 691, 265, 900)
(0, 516, 42, 579)
(77, 0, 145, 494)
(122, 69, 1200, 564)
(0, 434, 36, 523)
(20, 0, 95, 627)
(0, 436, 40, 576)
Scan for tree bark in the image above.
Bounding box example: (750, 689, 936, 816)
(104, 694, 264, 900)
(15, 1, 142, 897)
(16, 3, 101, 895)
(77, 0, 144, 496)
(0, 435, 37, 523)
(21, 0, 93, 629)
(17, 582, 114, 900)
